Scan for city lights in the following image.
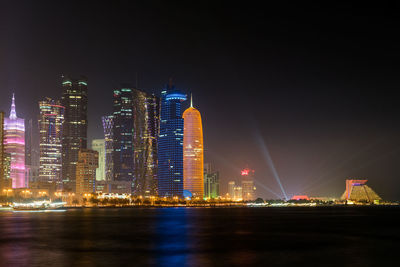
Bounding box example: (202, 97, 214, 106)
(1, 3, 400, 266)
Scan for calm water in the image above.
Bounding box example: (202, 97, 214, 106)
(0, 206, 399, 266)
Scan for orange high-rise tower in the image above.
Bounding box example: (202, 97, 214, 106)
(183, 95, 204, 198)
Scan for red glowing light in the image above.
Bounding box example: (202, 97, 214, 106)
(291, 195, 310, 200)
(241, 169, 249, 176)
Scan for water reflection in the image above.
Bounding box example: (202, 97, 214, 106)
(0, 212, 32, 266)
(154, 208, 190, 266)
(0, 207, 399, 266)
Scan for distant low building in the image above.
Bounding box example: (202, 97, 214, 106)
(76, 149, 98, 195)
(228, 181, 235, 199)
(309, 196, 336, 202)
(233, 186, 242, 201)
(29, 180, 57, 196)
(291, 195, 310, 200)
(340, 179, 382, 203)
(95, 180, 132, 194)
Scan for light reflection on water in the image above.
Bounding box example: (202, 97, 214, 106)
(0, 207, 399, 266)
(12, 209, 67, 213)
(154, 208, 190, 266)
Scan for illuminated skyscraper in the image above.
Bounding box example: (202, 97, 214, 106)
(91, 139, 105, 181)
(241, 168, 256, 201)
(61, 76, 88, 191)
(242, 180, 256, 201)
(132, 89, 160, 196)
(38, 98, 65, 187)
(204, 163, 219, 199)
(112, 88, 134, 184)
(183, 95, 204, 198)
(158, 80, 186, 197)
(234, 185, 243, 201)
(228, 181, 235, 199)
(0, 111, 4, 191)
(4, 94, 27, 188)
(102, 115, 114, 181)
(75, 149, 98, 195)
(25, 118, 39, 183)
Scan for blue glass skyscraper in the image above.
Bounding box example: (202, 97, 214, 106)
(157, 81, 186, 197)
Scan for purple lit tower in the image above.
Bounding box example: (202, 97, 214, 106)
(4, 94, 27, 188)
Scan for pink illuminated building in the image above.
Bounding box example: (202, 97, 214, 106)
(4, 94, 27, 188)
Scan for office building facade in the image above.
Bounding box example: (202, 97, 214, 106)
(91, 139, 106, 181)
(132, 88, 159, 197)
(39, 98, 65, 188)
(61, 76, 88, 190)
(76, 149, 98, 195)
(38, 98, 65, 187)
(157, 81, 186, 197)
(112, 88, 134, 184)
(102, 115, 114, 182)
(228, 181, 235, 199)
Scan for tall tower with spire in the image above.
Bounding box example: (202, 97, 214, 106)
(183, 94, 204, 198)
(157, 80, 187, 197)
(4, 94, 27, 188)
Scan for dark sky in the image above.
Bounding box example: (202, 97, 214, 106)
(1, 1, 400, 199)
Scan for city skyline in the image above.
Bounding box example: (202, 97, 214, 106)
(1, 3, 400, 266)
(0, 76, 396, 200)
(1, 2, 400, 199)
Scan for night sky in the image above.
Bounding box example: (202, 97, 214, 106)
(1, 2, 400, 199)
